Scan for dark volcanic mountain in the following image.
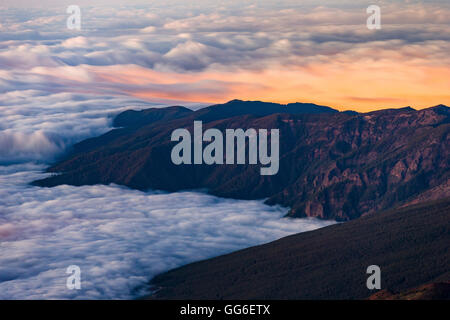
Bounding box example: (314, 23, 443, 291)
(146, 198, 450, 300)
(33, 100, 450, 221)
(113, 106, 193, 128)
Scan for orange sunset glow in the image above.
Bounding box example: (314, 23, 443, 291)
(2, 1, 449, 114)
(87, 56, 450, 112)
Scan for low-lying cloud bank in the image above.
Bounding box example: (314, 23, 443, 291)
(0, 164, 335, 299)
(0, 91, 166, 163)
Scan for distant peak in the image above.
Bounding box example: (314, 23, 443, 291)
(427, 104, 450, 115)
(431, 104, 449, 109)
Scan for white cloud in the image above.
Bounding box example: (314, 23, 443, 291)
(0, 90, 162, 163)
(61, 36, 89, 48)
(0, 164, 335, 299)
(140, 26, 156, 33)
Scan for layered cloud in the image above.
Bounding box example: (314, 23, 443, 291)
(0, 164, 335, 299)
(0, 89, 165, 162)
(1, 1, 449, 114)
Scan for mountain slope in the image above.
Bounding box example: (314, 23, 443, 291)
(33, 101, 450, 220)
(146, 198, 450, 300)
(368, 282, 450, 300)
(113, 106, 193, 128)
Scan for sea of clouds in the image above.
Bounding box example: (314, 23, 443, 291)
(1, 1, 449, 111)
(0, 92, 165, 163)
(0, 164, 335, 299)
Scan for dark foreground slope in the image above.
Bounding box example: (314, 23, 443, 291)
(147, 198, 450, 300)
(33, 100, 450, 220)
(369, 282, 450, 300)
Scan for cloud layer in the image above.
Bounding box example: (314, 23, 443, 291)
(0, 90, 166, 162)
(0, 1, 449, 112)
(0, 164, 334, 299)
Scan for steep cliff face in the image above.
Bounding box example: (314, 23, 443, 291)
(33, 101, 450, 221)
(265, 106, 450, 219)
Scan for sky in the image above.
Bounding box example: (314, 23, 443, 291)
(0, 0, 449, 112)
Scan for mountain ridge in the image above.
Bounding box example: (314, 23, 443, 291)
(33, 100, 450, 221)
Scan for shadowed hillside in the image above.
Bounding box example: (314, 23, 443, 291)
(146, 198, 450, 300)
